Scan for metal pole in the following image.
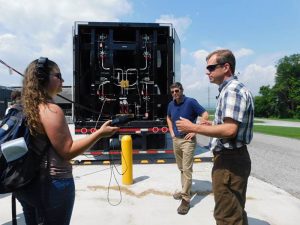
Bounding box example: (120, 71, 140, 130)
(121, 135, 133, 185)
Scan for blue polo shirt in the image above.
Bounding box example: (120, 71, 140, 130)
(167, 95, 206, 137)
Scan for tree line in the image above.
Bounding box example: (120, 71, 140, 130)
(255, 54, 300, 119)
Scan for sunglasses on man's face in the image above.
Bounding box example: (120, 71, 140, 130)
(171, 89, 180, 94)
(206, 63, 225, 72)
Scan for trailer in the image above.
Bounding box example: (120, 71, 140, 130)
(72, 22, 181, 160)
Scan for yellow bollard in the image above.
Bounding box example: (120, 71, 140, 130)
(121, 135, 133, 185)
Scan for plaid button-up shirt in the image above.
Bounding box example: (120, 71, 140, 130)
(210, 77, 254, 152)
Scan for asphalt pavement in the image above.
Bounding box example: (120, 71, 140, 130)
(254, 119, 300, 127)
(249, 132, 300, 199)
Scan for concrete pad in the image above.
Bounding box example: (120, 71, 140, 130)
(1, 162, 300, 225)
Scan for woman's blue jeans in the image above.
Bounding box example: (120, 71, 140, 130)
(14, 176, 75, 225)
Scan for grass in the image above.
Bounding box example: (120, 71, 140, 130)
(253, 125, 300, 139)
(204, 114, 299, 139)
(208, 115, 215, 120)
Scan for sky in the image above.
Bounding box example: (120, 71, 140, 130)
(0, 0, 300, 108)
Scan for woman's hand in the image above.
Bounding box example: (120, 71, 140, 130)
(98, 120, 119, 138)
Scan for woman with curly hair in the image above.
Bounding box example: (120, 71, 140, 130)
(14, 57, 119, 225)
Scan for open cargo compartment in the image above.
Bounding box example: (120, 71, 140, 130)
(73, 22, 181, 157)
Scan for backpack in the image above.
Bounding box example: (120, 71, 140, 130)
(0, 105, 49, 194)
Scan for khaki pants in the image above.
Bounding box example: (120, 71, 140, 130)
(173, 137, 196, 202)
(212, 146, 251, 225)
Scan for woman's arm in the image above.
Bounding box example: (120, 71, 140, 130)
(39, 103, 119, 160)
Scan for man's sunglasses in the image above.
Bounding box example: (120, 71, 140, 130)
(51, 73, 62, 80)
(171, 89, 180, 94)
(206, 63, 225, 72)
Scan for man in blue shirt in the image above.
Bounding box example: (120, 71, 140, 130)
(176, 50, 254, 224)
(167, 82, 208, 215)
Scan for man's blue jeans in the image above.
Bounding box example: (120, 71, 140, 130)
(15, 176, 75, 225)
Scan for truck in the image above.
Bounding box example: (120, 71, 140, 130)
(72, 22, 181, 160)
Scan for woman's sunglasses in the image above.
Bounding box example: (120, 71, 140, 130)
(51, 73, 62, 80)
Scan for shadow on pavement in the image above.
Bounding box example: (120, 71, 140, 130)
(134, 175, 150, 184)
(0, 193, 10, 199)
(2, 213, 25, 225)
(248, 217, 271, 225)
(190, 179, 212, 207)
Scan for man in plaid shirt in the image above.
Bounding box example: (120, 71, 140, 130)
(176, 49, 254, 225)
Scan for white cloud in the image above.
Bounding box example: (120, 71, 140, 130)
(180, 63, 216, 107)
(155, 15, 192, 40)
(182, 50, 209, 92)
(0, 33, 18, 51)
(239, 64, 276, 96)
(0, 0, 132, 27)
(234, 48, 254, 59)
(190, 47, 254, 63)
(191, 49, 209, 66)
(0, 0, 132, 86)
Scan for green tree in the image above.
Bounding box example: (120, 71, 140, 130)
(254, 85, 278, 117)
(274, 54, 300, 118)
